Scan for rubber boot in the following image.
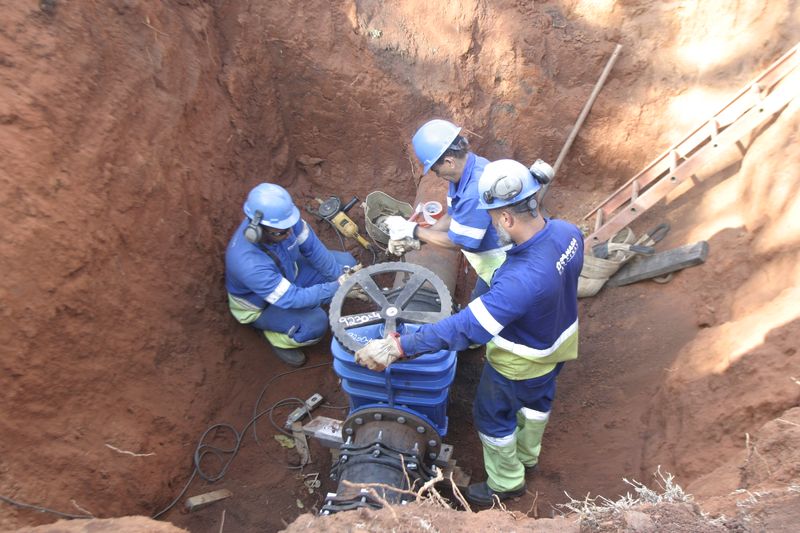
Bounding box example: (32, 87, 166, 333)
(465, 481, 525, 507)
(516, 411, 548, 471)
(473, 433, 525, 503)
(262, 330, 307, 367)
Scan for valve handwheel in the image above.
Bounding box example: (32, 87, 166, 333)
(329, 262, 452, 354)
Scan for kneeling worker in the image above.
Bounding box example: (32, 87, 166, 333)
(355, 160, 584, 506)
(225, 183, 357, 367)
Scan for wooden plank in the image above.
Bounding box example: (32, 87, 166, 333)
(185, 489, 233, 512)
(607, 241, 709, 287)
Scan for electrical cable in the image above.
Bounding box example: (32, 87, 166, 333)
(151, 362, 332, 520)
(0, 495, 93, 520)
(252, 362, 331, 448)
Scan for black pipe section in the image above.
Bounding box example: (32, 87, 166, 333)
(321, 407, 441, 514)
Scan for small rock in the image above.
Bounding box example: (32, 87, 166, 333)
(622, 510, 655, 532)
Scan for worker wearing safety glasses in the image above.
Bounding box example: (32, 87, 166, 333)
(225, 183, 358, 367)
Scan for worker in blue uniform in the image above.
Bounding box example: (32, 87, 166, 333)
(225, 183, 357, 367)
(355, 159, 584, 506)
(384, 119, 504, 299)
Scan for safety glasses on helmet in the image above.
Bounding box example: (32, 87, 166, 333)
(482, 174, 524, 204)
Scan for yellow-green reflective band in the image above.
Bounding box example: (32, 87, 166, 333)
(461, 248, 507, 284)
(228, 293, 264, 324)
(486, 328, 579, 380)
(263, 330, 319, 349)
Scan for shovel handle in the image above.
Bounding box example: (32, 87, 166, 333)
(629, 244, 655, 255)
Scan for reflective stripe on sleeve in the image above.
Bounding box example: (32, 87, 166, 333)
(446, 196, 452, 207)
(296, 221, 310, 244)
(265, 278, 292, 304)
(450, 219, 486, 240)
(468, 298, 503, 335)
(478, 431, 515, 447)
(493, 319, 578, 358)
(520, 407, 550, 421)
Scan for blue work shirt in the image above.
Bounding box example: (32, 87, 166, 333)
(225, 217, 342, 310)
(446, 152, 503, 253)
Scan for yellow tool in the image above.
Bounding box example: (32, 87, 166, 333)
(314, 196, 372, 250)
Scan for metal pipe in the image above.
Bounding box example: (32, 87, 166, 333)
(403, 174, 460, 294)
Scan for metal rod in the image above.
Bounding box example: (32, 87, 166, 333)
(540, 43, 623, 203)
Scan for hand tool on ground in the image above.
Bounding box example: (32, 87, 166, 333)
(308, 196, 372, 250)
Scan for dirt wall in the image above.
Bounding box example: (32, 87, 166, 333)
(1, 0, 799, 530)
(0, 0, 287, 524)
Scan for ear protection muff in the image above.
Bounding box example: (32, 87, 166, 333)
(243, 210, 263, 243)
(527, 195, 539, 218)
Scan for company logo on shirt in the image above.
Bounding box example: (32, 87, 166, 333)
(556, 237, 578, 275)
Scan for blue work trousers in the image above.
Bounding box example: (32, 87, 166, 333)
(251, 251, 355, 343)
(473, 361, 564, 438)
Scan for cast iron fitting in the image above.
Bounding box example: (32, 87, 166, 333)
(322, 407, 441, 515)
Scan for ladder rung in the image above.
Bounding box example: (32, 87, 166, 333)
(750, 82, 764, 102)
(594, 209, 604, 233)
(631, 180, 640, 202)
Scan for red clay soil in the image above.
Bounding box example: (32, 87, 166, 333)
(1, 1, 799, 532)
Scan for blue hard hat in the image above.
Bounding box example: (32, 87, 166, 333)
(412, 119, 462, 174)
(243, 183, 300, 229)
(476, 159, 541, 210)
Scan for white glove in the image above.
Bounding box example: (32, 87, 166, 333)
(345, 287, 370, 302)
(337, 263, 363, 285)
(354, 333, 404, 371)
(387, 237, 421, 256)
(384, 216, 418, 241)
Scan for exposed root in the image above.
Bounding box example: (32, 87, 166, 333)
(70, 499, 94, 517)
(340, 481, 398, 522)
(448, 472, 472, 513)
(104, 443, 156, 457)
(558, 467, 692, 528)
(744, 432, 773, 479)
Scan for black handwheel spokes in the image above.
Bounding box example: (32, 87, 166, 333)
(393, 272, 428, 309)
(329, 262, 453, 354)
(397, 310, 447, 324)
(354, 274, 390, 308)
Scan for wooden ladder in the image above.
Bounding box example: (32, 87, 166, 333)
(583, 43, 800, 246)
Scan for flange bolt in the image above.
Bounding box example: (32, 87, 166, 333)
(397, 416, 406, 424)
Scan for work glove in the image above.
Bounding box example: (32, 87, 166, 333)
(337, 264, 370, 302)
(384, 216, 418, 241)
(387, 237, 421, 256)
(354, 332, 404, 372)
(345, 287, 370, 302)
(337, 263, 363, 285)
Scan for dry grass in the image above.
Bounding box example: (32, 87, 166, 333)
(558, 466, 693, 527)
